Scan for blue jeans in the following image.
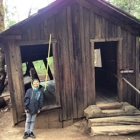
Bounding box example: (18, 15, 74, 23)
(25, 113, 37, 133)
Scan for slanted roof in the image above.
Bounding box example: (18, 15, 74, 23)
(0, 0, 140, 37)
(87, 0, 140, 30)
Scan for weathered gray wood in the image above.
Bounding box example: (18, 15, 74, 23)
(3, 41, 18, 125)
(78, 4, 87, 115)
(88, 116, 140, 127)
(136, 37, 140, 108)
(52, 42, 60, 106)
(96, 102, 123, 110)
(71, 3, 79, 118)
(84, 105, 102, 119)
(76, 0, 139, 35)
(91, 125, 140, 136)
(84, 102, 140, 119)
(16, 39, 57, 46)
(90, 41, 96, 104)
(67, 6, 74, 118)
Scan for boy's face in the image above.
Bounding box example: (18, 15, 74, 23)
(33, 80, 39, 88)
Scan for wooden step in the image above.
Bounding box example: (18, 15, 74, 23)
(91, 125, 140, 136)
(96, 102, 123, 110)
(102, 109, 140, 117)
(84, 102, 140, 119)
(88, 116, 140, 127)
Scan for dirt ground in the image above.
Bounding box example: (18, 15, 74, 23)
(1, 109, 140, 140)
(1, 90, 140, 140)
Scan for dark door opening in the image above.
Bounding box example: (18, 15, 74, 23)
(94, 41, 118, 102)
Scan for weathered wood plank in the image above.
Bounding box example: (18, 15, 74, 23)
(136, 37, 140, 108)
(126, 31, 132, 104)
(2, 42, 18, 125)
(117, 27, 123, 102)
(16, 39, 57, 46)
(78, 4, 85, 118)
(91, 125, 140, 136)
(55, 9, 70, 120)
(76, 0, 139, 35)
(84, 102, 140, 119)
(89, 10, 95, 39)
(88, 116, 140, 127)
(130, 34, 136, 106)
(84, 7, 94, 106)
(52, 42, 60, 106)
(6, 39, 25, 123)
(96, 102, 123, 110)
(90, 41, 96, 104)
(61, 9, 72, 119)
(71, 3, 79, 118)
(67, 7, 74, 118)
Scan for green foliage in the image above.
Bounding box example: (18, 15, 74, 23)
(22, 57, 54, 75)
(4, 0, 17, 29)
(109, 0, 140, 19)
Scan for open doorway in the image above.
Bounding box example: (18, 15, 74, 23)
(94, 41, 118, 102)
(20, 43, 59, 109)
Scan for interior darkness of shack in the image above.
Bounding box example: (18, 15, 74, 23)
(20, 44, 53, 82)
(20, 44, 56, 106)
(94, 41, 118, 98)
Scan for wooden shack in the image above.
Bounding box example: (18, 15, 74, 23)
(0, 0, 140, 128)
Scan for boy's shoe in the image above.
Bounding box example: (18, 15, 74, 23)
(30, 132, 36, 138)
(23, 132, 29, 139)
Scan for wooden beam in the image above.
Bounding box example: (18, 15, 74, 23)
(1, 35, 21, 40)
(52, 42, 60, 106)
(117, 38, 123, 102)
(91, 125, 140, 136)
(90, 41, 96, 104)
(136, 37, 140, 108)
(3, 42, 18, 125)
(16, 39, 57, 46)
(90, 38, 122, 42)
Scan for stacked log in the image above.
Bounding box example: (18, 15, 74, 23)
(84, 102, 140, 136)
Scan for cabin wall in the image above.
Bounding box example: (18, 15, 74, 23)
(71, 1, 139, 108)
(21, 7, 75, 121)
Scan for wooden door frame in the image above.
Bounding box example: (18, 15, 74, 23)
(90, 38, 123, 102)
(17, 39, 61, 107)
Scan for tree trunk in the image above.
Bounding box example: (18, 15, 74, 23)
(0, 0, 6, 96)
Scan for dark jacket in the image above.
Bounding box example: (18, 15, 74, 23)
(24, 88, 43, 115)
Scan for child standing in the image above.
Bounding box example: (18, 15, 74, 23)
(23, 79, 43, 139)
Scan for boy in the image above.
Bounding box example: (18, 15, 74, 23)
(23, 79, 43, 139)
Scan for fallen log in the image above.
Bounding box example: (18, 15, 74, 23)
(88, 116, 140, 127)
(91, 125, 140, 136)
(96, 102, 123, 110)
(84, 102, 140, 119)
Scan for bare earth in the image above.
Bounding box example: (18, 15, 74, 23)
(0, 110, 140, 140)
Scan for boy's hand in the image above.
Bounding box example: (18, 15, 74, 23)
(25, 109, 29, 113)
(37, 110, 40, 113)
